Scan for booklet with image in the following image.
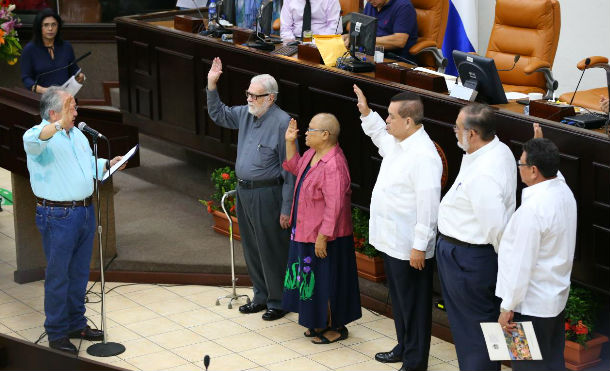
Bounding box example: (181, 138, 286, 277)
(480, 321, 542, 361)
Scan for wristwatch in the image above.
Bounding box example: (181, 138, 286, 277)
(54, 121, 62, 131)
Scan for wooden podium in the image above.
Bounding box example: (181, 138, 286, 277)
(0, 88, 139, 283)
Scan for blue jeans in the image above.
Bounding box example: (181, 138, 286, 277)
(35, 204, 95, 341)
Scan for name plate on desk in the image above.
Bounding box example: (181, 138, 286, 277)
(297, 44, 323, 64)
(529, 100, 576, 122)
(174, 15, 204, 33)
(375, 64, 448, 93)
(232, 28, 254, 45)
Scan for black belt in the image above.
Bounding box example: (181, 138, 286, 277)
(36, 196, 93, 208)
(237, 177, 282, 189)
(439, 233, 489, 248)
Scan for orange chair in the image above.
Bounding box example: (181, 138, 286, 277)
(559, 56, 610, 111)
(486, 0, 560, 98)
(409, 0, 449, 72)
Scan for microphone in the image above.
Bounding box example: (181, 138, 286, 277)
(32, 51, 92, 92)
(569, 58, 591, 106)
(386, 52, 419, 66)
(78, 122, 106, 139)
(497, 54, 520, 72)
(203, 355, 210, 370)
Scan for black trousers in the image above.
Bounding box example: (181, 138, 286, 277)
(236, 185, 290, 310)
(384, 253, 433, 370)
(511, 311, 565, 371)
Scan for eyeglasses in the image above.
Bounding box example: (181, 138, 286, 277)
(516, 161, 531, 167)
(307, 128, 331, 135)
(245, 90, 270, 100)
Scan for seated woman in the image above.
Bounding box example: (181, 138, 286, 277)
(282, 113, 362, 344)
(20, 8, 85, 94)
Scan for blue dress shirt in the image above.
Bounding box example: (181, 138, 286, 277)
(20, 40, 80, 91)
(23, 120, 107, 201)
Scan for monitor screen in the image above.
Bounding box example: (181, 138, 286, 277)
(349, 13, 377, 57)
(452, 50, 507, 105)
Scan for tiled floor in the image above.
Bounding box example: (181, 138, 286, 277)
(0, 168, 466, 371)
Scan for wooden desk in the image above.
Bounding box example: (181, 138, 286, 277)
(115, 10, 609, 296)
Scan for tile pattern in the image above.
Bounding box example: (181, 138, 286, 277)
(0, 168, 472, 370)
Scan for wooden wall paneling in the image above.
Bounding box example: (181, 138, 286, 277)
(155, 47, 197, 134)
(116, 36, 131, 113)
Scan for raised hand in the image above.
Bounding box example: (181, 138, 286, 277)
(207, 57, 223, 90)
(353, 84, 371, 117)
(60, 95, 75, 129)
(533, 123, 543, 139)
(285, 118, 299, 142)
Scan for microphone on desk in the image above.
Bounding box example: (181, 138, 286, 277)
(385, 52, 419, 66)
(32, 51, 92, 93)
(497, 54, 520, 72)
(78, 122, 106, 139)
(569, 58, 591, 105)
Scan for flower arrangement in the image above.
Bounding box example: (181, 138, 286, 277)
(0, 1, 22, 65)
(564, 286, 598, 347)
(199, 166, 237, 217)
(352, 207, 380, 258)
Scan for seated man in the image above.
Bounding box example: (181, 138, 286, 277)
(280, 0, 342, 41)
(346, 0, 418, 61)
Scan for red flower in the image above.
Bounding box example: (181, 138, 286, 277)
(565, 321, 571, 331)
(1, 0, 10, 8)
(574, 321, 588, 335)
(221, 173, 231, 180)
(230, 205, 236, 213)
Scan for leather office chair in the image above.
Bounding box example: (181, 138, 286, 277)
(559, 56, 610, 110)
(486, 0, 560, 98)
(410, 0, 449, 72)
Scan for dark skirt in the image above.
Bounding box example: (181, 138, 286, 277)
(282, 235, 362, 329)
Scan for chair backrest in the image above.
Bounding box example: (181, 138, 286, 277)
(486, 0, 560, 91)
(339, 0, 360, 15)
(411, 0, 449, 47)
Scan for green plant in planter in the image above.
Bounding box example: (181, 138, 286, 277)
(198, 166, 237, 217)
(351, 207, 380, 258)
(564, 286, 598, 347)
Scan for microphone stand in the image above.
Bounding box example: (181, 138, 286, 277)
(86, 136, 125, 357)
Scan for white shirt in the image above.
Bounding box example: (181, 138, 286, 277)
(496, 176, 577, 317)
(438, 136, 517, 251)
(362, 111, 442, 260)
(176, 0, 206, 8)
(280, 0, 343, 40)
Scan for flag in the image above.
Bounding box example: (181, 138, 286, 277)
(442, 0, 478, 76)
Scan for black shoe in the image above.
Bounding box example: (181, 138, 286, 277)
(375, 349, 402, 363)
(238, 302, 267, 314)
(49, 337, 78, 354)
(261, 308, 286, 321)
(398, 366, 427, 371)
(68, 325, 104, 341)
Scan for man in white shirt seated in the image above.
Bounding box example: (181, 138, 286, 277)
(497, 128, 576, 371)
(353, 85, 442, 371)
(280, 0, 342, 41)
(436, 103, 517, 371)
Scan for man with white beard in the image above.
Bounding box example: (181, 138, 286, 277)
(207, 57, 296, 321)
(436, 103, 517, 371)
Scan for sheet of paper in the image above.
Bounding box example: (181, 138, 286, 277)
(480, 322, 542, 361)
(61, 75, 83, 97)
(102, 145, 138, 182)
(505, 92, 529, 100)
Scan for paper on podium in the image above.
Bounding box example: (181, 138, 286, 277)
(480, 322, 542, 361)
(102, 145, 138, 183)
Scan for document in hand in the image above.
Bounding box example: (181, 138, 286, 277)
(62, 69, 84, 96)
(480, 322, 542, 361)
(102, 145, 139, 182)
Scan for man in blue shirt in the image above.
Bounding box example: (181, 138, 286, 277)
(23, 87, 124, 354)
(363, 0, 418, 61)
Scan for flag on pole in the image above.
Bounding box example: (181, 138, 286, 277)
(442, 0, 478, 76)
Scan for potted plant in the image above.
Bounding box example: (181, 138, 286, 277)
(563, 286, 609, 370)
(0, 2, 22, 66)
(199, 166, 240, 240)
(352, 207, 385, 282)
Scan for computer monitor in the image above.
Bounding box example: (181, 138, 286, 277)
(452, 50, 508, 105)
(349, 13, 377, 58)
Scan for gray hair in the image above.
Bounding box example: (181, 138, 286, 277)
(251, 74, 279, 101)
(40, 86, 68, 120)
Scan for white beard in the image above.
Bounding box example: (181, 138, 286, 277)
(456, 131, 470, 152)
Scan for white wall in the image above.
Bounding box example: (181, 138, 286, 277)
(476, 0, 610, 97)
